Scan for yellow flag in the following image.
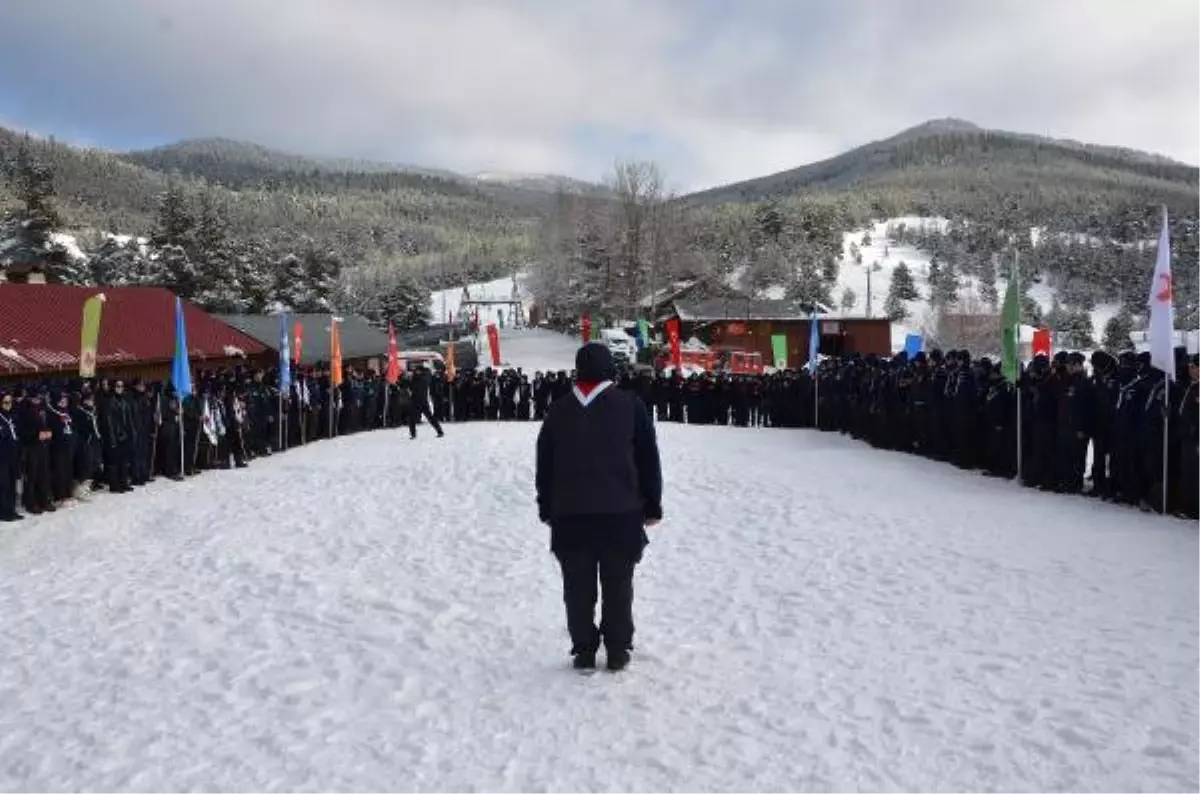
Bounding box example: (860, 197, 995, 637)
(79, 293, 105, 378)
(330, 319, 343, 386)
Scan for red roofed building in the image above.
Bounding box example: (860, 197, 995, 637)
(0, 285, 270, 381)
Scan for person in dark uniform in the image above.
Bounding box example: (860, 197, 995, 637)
(536, 342, 663, 672)
(408, 367, 445, 440)
(0, 390, 20, 521)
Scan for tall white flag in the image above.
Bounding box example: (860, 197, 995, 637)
(1147, 206, 1175, 381)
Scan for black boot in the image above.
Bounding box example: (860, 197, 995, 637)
(606, 648, 630, 672)
(572, 651, 596, 670)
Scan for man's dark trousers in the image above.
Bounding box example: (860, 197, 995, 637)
(551, 513, 644, 655)
(408, 401, 443, 437)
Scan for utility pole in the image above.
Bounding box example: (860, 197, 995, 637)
(865, 265, 873, 319)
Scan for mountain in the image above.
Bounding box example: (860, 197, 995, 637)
(473, 171, 609, 196)
(685, 117, 1198, 228)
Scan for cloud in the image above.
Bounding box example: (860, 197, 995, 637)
(0, 0, 1196, 190)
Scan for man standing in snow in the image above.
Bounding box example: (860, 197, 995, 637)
(536, 343, 662, 672)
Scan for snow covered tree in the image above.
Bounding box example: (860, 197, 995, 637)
(235, 240, 274, 312)
(861, 230, 872, 248)
(1, 138, 87, 284)
(152, 183, 194, 250)
(304, 246, 342, 311)
(784, 260, 830, 313)
(819, 254, 839, 287)
(375, 276, 432, 330)
(158, 244, 199, 299)
(839, 287, 857, 313)
(890, 261, 920, 301)
(884, 278, 910, 322)
(1101, 308, 1135, 352)
(274, 253, 314, 311)
(192, 194, 242, 311)
(89, 237, 149, 286)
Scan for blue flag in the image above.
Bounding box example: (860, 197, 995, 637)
(904, 332, 923, 359)
(806, 313, 820, 373)
(278, 313, 292, 392)
(172, 296, 192, 398)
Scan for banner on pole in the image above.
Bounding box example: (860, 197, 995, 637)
(79, 293, 105, 378)
(581, 313, 592, 344)
(1031, 328, 1051, 357)
(446, 341, 458, 380)
(665, 318, 681, 368)
(386, 322, 401, 385)
(330, 319, 343, 386)
(293, 322, 303, 366)
(278, 313, 292, 392)
(770, 334, 788, 369)
(486, 323, 501, 366)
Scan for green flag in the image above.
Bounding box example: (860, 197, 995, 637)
(1000, 262, 1020, 383)
(770, 334, 788, 369)
(79, 293, 105, 378)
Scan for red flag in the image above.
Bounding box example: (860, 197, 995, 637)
(666, 317, 682, 369)
(1032, 327, 1051, 357)
(293, 322, 303, 365)
(386, 322, 400, 384)
(581, 313, 592, 343)
(486, 323, 501, 367)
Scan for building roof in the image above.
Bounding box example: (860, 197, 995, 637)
(217, 313, 389, 366)
(673, 298, 839, 322)
(0, 285, 268, 375)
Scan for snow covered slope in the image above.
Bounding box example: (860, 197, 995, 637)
(803, 217, 1125, 352)
(0, 422, 1194, 790)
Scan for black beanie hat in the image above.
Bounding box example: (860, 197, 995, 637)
(575, 342, 617, 382)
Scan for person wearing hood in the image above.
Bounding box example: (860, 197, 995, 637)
(0, 390, 20, 521)
(18, 387, 55, 514)
(536, 342, 662, 672)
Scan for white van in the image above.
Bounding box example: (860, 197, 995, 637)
(600, 327, 636, 361)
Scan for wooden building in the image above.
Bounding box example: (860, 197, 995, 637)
(0, 285, 269, 383)
(670, 299, 892, 368)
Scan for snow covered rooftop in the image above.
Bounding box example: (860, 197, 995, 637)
(674, 298, 842, 322)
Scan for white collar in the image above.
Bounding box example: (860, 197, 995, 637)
(572, 380, 614, 407)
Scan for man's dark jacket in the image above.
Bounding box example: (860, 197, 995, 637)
(536, 381, 662, 525)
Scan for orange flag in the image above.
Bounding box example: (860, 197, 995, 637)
(330, 318, 343, 386)
(445, 341, 457, 380)
(386, 322, 400, 384)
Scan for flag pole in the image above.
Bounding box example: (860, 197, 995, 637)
(1162, 377, 1170, 514)
(383, 380, 390, 428)
(278, 388, 284, 451)
(1014, 249, 1023, 483)
(178, 402, 185, 477)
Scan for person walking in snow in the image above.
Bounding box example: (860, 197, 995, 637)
(408, 367, 444, 440)
(536, 342, 662, 672)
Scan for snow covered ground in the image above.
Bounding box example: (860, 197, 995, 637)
(0, 410, 1196, 788)
(493, 326, 578, 372)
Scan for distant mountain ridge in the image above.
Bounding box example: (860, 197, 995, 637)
(686, 117, 1197, 211)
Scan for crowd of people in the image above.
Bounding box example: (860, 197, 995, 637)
(0, 344, 1196, 523)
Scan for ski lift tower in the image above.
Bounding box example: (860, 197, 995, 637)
(459, 275, 526, 330)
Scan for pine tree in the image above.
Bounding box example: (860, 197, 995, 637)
(819, 254, 839, 287)
(235, 239, 274, 312)
(274, 253, 315, 311)
(192, 194, 241, 311)
(784, 260, 830, 313)
(840, 287, 857, 313)
(158, 244, 199, 299)
(89, 237, 149, 286)
(2, 138, 87, 284)
(304, 246, 342, 311)
(884, 279, 910, 322)
(890, 261, 920, 300)
(375, 276, 432, 330)
(1101, 308, 1135, 352)
(153, 184, 194, 250)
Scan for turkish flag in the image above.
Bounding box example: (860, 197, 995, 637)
(486, 323, 501, 367)
(581, 313, 592, 343)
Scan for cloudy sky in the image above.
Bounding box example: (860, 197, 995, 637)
(1, 0, 1196, 191)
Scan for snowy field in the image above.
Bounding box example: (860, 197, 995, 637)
(0, 417, 1196, 789)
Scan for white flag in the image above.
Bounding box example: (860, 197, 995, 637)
(1146, 206, 1176, 380)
